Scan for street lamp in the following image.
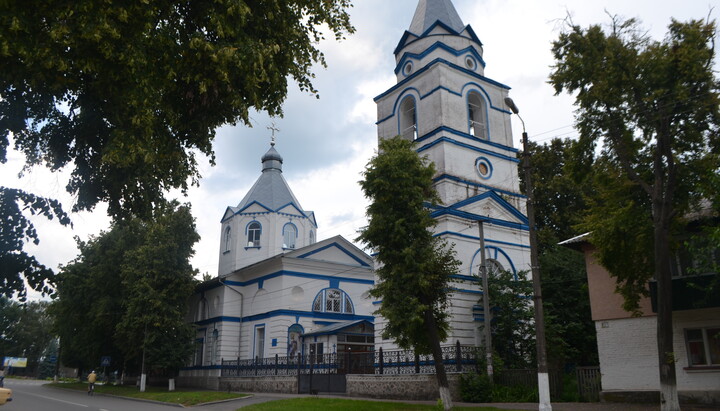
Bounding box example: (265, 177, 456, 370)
(505, 97, 552, 411)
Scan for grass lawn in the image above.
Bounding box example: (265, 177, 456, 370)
(238, 397, 523, 411)
(47, 382, 248, 406)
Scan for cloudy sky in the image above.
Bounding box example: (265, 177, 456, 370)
(4, 0, 717, 295)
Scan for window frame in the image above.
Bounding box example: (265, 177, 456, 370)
(684, 327, 720, 368)
(246, 221, 262, 248)
(398, 96, 418, 141)
(224, 226, 232, 252)
(282, 222, 298, 249)
(312, 288, 354, 315)
(467, 91, 488, 140)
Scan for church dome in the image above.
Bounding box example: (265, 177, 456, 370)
(261, 146, 283, 172)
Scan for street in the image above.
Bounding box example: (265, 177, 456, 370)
(0, 379, 276, 411)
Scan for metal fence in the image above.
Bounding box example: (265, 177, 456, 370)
(220, 341, 482, 377)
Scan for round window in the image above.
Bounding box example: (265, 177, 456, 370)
(403, 61, 413, 76)
(465, 56, 477, 70)
(475, 157, 492, 179)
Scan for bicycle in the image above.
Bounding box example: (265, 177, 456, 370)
(87, 382, 94, 396)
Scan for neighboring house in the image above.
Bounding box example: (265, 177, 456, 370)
(560, 230, 720, 405)
(373, 0, 531, 349)
(179, 144, 375, 388)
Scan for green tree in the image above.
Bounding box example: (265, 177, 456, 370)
(0, 0, 354, 299)
(487, 270, 535, 369)
(0, 188, 71, 301)
(358, 136, 461, 410)
(50, 202, 199, 384)
(550, 16, 720, 410)
(0, 298, 55, 376)
(524, 139, 598, 368)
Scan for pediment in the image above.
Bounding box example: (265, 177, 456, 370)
(293, 236, 371, 268)
(221, 206, 239, 222)
(276, 202, 305, 216)
(433, 191, 528, 226)
(239, 201, 273, 214)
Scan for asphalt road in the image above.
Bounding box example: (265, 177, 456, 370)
(0, 379, 277, 411)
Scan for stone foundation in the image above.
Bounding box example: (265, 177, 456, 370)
(221, 375, 297, 394)
(346, 373, 462, 401)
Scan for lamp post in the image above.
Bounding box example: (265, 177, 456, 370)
(504, 97, 552, 411)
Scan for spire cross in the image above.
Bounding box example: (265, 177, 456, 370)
(267, 123, 280, 146)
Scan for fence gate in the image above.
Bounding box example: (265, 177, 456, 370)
(576, 366, 601, 402)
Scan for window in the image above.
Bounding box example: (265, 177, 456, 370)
(309, 230, 315, 245)
(255, 326, 265, 360)
(196, 299, 207, 321)
(247, 221, 261, 247)
(224, 226, 232, 252)
(194, 338, 204, 366)
(685, 327, 720, 366)
(486, 259, 504, 278)
(399, 96, 418, 140)
(283, 223, 297, 249)
(211, 329, 219, 365)
(468, 91, 488, 139)
(309, 342, 324, 363)
(312, 288, 354, 314)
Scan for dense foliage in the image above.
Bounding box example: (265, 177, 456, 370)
(358, 136, 460, 409)
(0, 0, 354, 299)
(550, 16, 720, 409)
(50, 202, 199, 376)
(0, 297, 55, 376)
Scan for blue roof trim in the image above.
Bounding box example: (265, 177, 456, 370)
(395, 21, 482, 55)
(276, 202, 307, 217)
(296, 242, 371, 267)
(449, 287, 484, 295)
(446, 191, 529, 224)
(237, 200, 273, 214)
(450, 274, 479, 282)
(430, 208, 529, 231)
(415, 126, 519, 154)
(434, 174, 526, 199)
(193, 310, 374, 326)
(374, 57, 510, 103)
(205, 270, 374, 292)
(416, 137, 520, 164)
(434, 231, 531, 250)
(395, 42, 486, 75)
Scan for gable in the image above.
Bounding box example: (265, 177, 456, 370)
(239, 201, 273, 214)
(295, 239, 371, 268)
(276, 202, 305, 216)
(431, 191, 528, 228)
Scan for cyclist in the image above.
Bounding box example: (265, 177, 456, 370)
(87, 370, 97, 395)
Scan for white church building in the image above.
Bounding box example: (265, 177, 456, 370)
(180, 0, 531, 386)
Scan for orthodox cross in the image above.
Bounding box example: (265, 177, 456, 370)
(267, 123, 280, 147)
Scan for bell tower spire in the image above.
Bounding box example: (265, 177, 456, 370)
(374, 0, 531, 349)
(408, 0, 464, 34)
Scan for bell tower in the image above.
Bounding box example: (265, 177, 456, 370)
(374, 0, 531, 347)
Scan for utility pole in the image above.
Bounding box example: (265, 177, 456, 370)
(505, 97, 552, 411)
(478, 220, 493, 382)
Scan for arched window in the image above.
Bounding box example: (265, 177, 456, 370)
(399, 96, 418, 140)
(247, 221, 261, 247)
(309, 230, 315, 245)
(486, 259, 504, 278)
(468, 91, 488, 139)
(224, 226, 232, 252)
(196, 298, 207, 322)
(312, 288, 354, 314)
(283, 223, 297, 249)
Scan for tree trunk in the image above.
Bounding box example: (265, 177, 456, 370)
(425, 309, 453, 410)
(655, 200, 680, 411)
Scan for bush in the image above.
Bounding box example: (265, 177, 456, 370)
(459, 372, 493, 403)
(491, 384, 539, 403)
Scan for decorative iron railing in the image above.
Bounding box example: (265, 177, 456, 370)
(220, 341, 482, 377)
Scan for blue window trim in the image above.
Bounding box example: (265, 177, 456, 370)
(466, 89, 490, 139)
(469, 246, 518, 277)
(396, 93, 419, 138)
(475, 156, 493, 180)
(253, 323, 266, 360)
(282, 222, 298, 249)
(312, 288, 355, 315)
